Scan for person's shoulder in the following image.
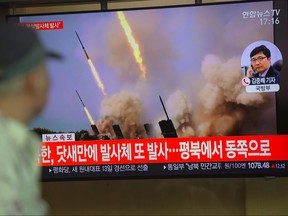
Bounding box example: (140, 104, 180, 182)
(268, 66, 280, 77)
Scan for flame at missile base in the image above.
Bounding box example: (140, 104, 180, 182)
(117, 11, 147, 80)
(84, 107, 95, 125)
(87, 59, 107, 96)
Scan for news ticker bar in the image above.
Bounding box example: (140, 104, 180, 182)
(41, 160, 288, 180)
(39, 135, 288, 166)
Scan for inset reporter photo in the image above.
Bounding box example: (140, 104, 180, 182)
(241, 41, 282, 93)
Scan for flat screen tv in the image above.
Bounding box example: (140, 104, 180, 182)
(7, 0, 288, 180)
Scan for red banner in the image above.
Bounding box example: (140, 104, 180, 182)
(38, 135, 288, 166)
(21, 21, 63, 30)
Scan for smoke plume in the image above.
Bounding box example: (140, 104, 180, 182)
(165, 90, 195, 137)
(194, 54, 274, 136)
(97, 90, 146, 139)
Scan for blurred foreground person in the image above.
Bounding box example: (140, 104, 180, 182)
(0, 24, 61, 215)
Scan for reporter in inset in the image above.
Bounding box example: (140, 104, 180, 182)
(246, 45, 280, 78)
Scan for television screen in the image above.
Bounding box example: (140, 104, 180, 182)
(8, 0, 288, 180)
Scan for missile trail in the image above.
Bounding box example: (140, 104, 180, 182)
(117, 11, 147, 80)
(75, 89, 95, 125)
(87, 59, 107, 96)
(75, 31, 107, 96)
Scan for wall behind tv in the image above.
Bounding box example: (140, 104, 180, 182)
(3, 0, 245, 15)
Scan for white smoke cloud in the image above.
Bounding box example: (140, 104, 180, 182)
(165, 90, 195, 137)
(196, 54, 274, 136)
(201, 54, 270, 107)
(97, 90, 146, 139)
(95, 53, 276, 139)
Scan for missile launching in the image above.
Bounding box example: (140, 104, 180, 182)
(75, 31, 89, 59)
(76, 89, 85, 107)
(75, 89, 96, 125)
(117, 11, 147, 80)
(75, 31, 107, 96)
(75, 89, 100, 139)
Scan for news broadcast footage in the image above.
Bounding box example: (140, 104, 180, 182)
(8, 0, 288, 180)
